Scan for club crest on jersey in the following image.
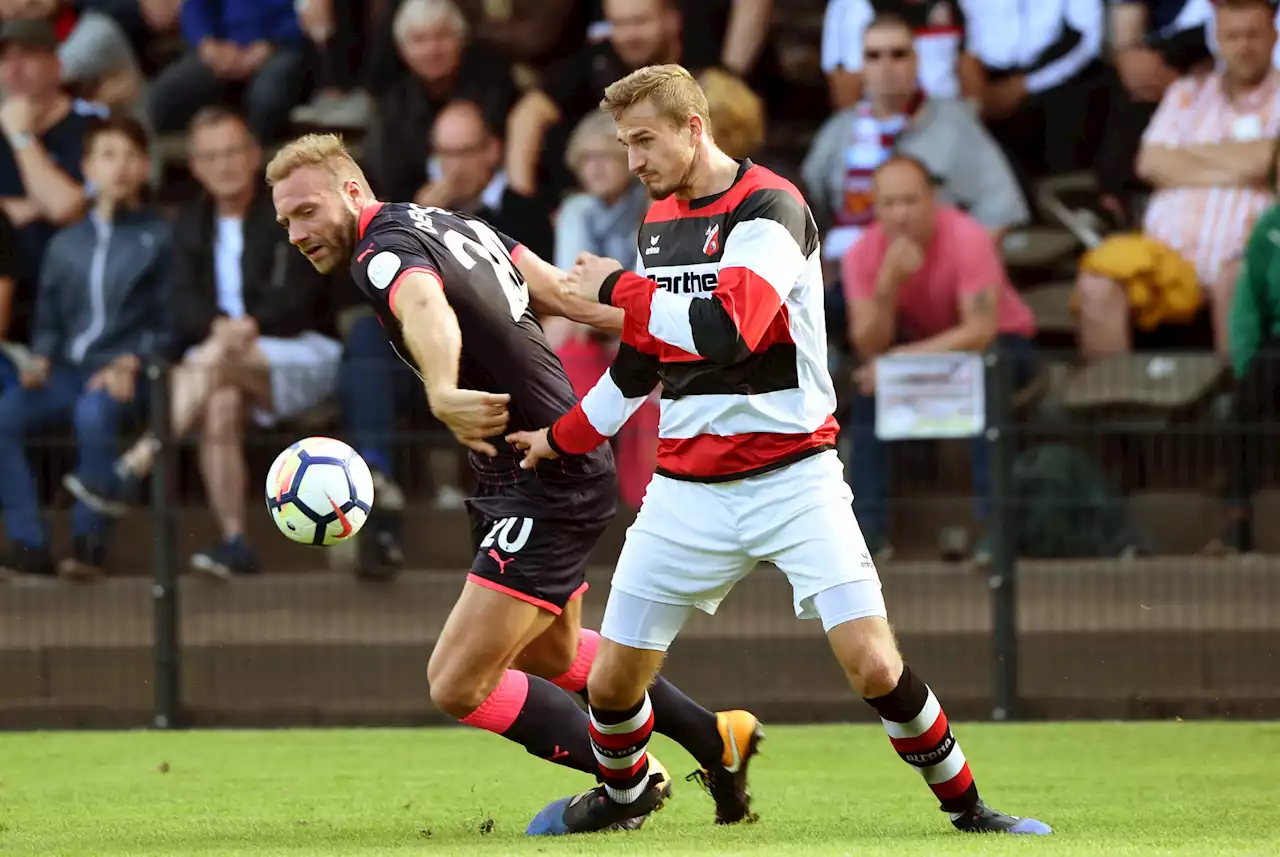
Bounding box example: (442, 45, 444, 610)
(367, 251, 401, 290)
(703, 223, 720, 256)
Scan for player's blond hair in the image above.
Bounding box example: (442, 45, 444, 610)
(599, 64, 711, 133)
(265, 133, 370, 191)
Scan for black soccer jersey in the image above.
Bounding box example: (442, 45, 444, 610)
(349, 201, 612, 490)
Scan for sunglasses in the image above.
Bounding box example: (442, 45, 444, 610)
(866, 48, 911, 61)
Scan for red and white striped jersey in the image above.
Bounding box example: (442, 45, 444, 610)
(548, 159, 839, 483)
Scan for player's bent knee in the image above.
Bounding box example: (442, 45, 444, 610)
(825, 611, 903, 699)
(428, 670, 498, 720)
(585, 640, 656, 711)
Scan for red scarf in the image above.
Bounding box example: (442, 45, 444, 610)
(838, 90, 926, 228)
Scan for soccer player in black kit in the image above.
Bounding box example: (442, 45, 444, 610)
(266, 133, 763, 831)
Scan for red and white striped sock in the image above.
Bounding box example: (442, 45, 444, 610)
(588, 693, 654, 804)
(866, 666, 978, 814)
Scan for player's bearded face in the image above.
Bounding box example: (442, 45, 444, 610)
(294, 199, 356, 274)
(274, 169, 361, 274)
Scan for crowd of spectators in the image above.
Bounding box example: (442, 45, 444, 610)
(0, 0, 1279, 583)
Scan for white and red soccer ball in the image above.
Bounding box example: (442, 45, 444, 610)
(265, 436, 375, 546)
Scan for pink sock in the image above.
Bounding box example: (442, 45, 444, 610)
(460, 669, 529, 734)
(551, 629, 601, 692)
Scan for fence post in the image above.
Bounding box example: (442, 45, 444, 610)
(148, 360, 181, 728)
(983, 346, 1018, 721)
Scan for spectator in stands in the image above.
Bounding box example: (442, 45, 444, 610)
(587, 0, 779, 101)
(0, 115, 169, 581)
(0, 211, 23, 391)
(1075, 0, 1280, 358)
(77, 0, 180, 57)
(506, 0, 717, 197)
(0, 0, 145, 115)
(698, 66, 765, 159)
(416, 100, 553, 258)
(291, 0, 374, 128)
(148, 0, 307, 144)
(822, 0, 981, 109)
(335, 306, 414, 577)
(363, 0, 516, 203)
(553, 112, 645, 275)
(1093, 2, 1216, 226)
(464, 0, 587, 69)
(68, 108, 342, 580)
(803, 12, 1028, 267)
(364, 0, 584, 98)
(0, 18, 101, 360)
(842, 155, 1037, 563)
(1216, 199, 1280, 554)
(965, 0, 1109, 184)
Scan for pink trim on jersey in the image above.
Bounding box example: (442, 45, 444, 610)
(357, 202, 385, 239)
(510, 243, 527, 264)
(552, 628, 601, 692)
(387, 266, 440, 318)
(460, 669, 529, 734)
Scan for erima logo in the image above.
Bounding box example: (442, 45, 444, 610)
(644, 234, 661, 256)
(650, 270, 718, 294)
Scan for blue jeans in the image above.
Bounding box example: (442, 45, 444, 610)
(338, 313, 419, 476)
(847, 335, 1036, 537)
(0, 354, 16, 393)
(0, 363, 142, 547)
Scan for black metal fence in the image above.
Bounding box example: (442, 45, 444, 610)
(2, 348, 1277, 730)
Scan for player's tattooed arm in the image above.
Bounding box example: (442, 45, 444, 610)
(391, 270, 512, 456)
(514, 246, 623, 333)
(893, 286, 1000, 355)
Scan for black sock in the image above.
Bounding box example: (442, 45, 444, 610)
(865, 665, 979, 814)
(462, 670, 598, 776)
(648, 676, 723, 769)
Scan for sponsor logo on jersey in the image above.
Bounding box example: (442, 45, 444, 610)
(367, 251, 401, 290)
(649, 270, 718, 294)
(647, 261, 720, 295)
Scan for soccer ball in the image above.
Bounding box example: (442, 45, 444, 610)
(265, 436, 375, 546)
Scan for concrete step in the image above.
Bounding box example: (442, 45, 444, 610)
(18, 503, 638, 576)
(4, 561, 1279, 728)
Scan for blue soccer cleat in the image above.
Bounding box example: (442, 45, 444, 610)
(526, 754, 672, 836)
(952, 799, 1053, 835)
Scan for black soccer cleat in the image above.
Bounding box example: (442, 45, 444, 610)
(526, 755, 672, 836)
(951, 799, 1052, 835)
(685, 709, 764, 824)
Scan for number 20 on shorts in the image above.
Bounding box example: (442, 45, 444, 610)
(480, 517, 533, 553)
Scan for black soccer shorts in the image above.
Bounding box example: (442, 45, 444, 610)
(467, 506, 611, 614)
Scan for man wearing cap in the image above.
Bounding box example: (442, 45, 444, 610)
(0, 17, 101, 358)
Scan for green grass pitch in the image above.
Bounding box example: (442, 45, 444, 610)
(2, 722, 1278, 856)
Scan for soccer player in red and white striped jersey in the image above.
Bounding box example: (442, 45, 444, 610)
(513, 64, 1051, 837)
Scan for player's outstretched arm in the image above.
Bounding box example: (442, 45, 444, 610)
(506, 318, 661, 470)
(514, 245, 624, 334)
(392, 270, 511, 456)
(585, 191, 810, 365)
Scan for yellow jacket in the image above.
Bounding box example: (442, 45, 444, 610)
(1077, 233, 1203, 330)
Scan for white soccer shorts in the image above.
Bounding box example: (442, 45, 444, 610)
(601, 449, 887, 651)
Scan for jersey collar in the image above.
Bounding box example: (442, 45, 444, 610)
(358, 201, 385, 240)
